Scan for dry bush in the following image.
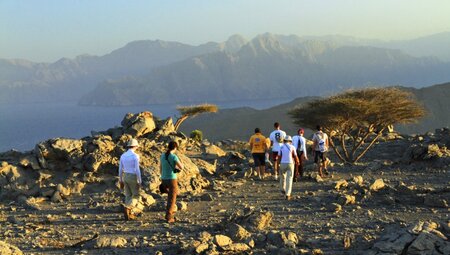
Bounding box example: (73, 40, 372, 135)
(174, 104, 218, 130)
(289, 87, 425, 163)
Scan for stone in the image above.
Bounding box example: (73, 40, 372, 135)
(18, 155, 40, 170)
(121, 111, 156, 137)
(338, 194, 356, 205)
(267, 231, 285, 246)
(369, 179, 385, 192)
(198, 231, 212, 243)
(195, 243, 209, 254)
(312, 249, 323, 255)
(315, 174, 324, 183)
(222, 243, 250, 252)
(0, 241, 23, 255)
(140, 192, 156, 207)
(213, 235, 232, 247)
(227, 223, 251, 241)
(177, 201, 188, 211)
(246, 211, 273, 231)
(51, 191, 63, 203)
(56, 184, 71, 197)
(334, 179, 348, 190)
(352, 175, 364, 186)
(95, 236, 127, 248)
(202, 144, 226, 160)
(406, 232, 449, 254)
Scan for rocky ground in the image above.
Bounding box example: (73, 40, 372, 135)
(1, 112, 449, 255)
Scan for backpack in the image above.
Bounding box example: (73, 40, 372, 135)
(317, 133, 327, 152)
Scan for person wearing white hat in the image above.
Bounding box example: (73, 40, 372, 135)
(277, 135, 299, 200)
(118, 138, 142, 220)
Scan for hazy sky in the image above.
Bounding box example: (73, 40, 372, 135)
(1, 0, 450, 62)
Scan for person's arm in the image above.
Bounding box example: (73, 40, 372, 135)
(301, 137, 308, 160)
(174, 155, 184, 170)
(118, 158, 124, 189)
(292, 147, 299, 165)
(269, 134, 274, 148)
(135, 155, 142, 186)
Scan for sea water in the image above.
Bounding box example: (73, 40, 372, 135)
(0, 98, 290, 152)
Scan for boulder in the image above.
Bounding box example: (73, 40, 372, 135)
(0, 241, 23, 255)
(338, 194, 356, 205)
(369, 179, 385, 192)
(334, 179, 348, 190)
(227, 223, 251, 241)
(202, 144, 226, 160)
(213, 235, 232, 247)
(352, 175, 364, 186)
(121, 111, 156, 137)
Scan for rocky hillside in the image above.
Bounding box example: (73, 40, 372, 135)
(180, 82, 450, 141)
(0, 109, 449, 254)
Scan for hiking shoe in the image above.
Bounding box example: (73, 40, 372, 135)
(274, 175, 278, 181)
(286, 195, 292, 200)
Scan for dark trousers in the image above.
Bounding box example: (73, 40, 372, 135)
(295, 151, 305, 179)
(161, 179, 178, 220)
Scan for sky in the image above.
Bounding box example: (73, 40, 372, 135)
(1, 0, 450, 62)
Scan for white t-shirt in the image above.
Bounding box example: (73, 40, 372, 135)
(277, 143, 297, 164)
(269, 129, 286, 152)
(292, 135, 307, 152)
(312, 131, 328, 152)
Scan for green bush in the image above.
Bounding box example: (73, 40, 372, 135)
(190, 130, 203, 142)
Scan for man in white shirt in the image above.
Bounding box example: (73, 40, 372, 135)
(312, 125, 329, 178)
(292, 128, 308, 182)
(269, 122, 286, 180)
(119, 138, 142, 220)
(277, 136, 299, 200)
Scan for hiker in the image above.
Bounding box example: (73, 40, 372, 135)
(249, 128, 268, 179)
(269, 122, 286, 180)
(292, 128, 308, 181)
(312, 125, 329, 178)
(118, 138, 142, 220)
(277, 136, 299, 200)
(160, 141, 184, 223)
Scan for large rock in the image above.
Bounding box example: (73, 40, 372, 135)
(227, 223, 251, 241)
(95, 236, 127, 248)
(121, 111, 156, 137)
(202, 144, 226, 160)
(213, 235, 232, 247)
(0, 241, 23, 255)
(369, 179, 385, 192)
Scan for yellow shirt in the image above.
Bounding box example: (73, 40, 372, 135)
(249, 133, 267, 153)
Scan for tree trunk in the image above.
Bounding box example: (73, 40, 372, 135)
(174, 115, 189, 131)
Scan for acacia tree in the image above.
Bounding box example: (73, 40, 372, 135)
(174, 104, 218, 131)
(289, 88, 425, 164)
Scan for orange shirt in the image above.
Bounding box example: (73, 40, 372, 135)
(249, 133, 267, 153)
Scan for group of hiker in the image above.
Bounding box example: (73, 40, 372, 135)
(118, 139, 183, 223)
(117, 121, 330, 223)
(249, 122, 330, 200)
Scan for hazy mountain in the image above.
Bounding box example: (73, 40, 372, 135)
(179, 82, 450, 141)
(0, 35, 247, 103)
(80, 33, 450, 106)
(2, 32, 450, 105)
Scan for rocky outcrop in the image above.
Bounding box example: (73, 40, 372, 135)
(0, 111, 209, 205)
(367, 221, 449, 255)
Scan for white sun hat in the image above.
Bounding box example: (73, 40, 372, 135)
(127, 138, 139, 147)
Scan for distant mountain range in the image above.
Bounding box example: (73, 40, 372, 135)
(1, 32, 450, 105)
(179, 82, 450, 140)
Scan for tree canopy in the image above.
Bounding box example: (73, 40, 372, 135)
(174, 104, 218, 131)
(289, 87, 426, 163)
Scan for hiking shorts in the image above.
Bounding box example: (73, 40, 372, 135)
(271, 151, 280, 162)
(252, 153, 265, 167)
(314, 151, 327, 164)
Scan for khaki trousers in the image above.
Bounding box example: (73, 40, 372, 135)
(279, 163, 294, 196)
(161, 179, 178, 221)
(123, 173, 140, 208)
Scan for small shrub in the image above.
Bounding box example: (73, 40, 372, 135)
(190, 130, 203, 142)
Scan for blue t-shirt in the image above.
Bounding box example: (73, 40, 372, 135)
(160, 153, 180, 180)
